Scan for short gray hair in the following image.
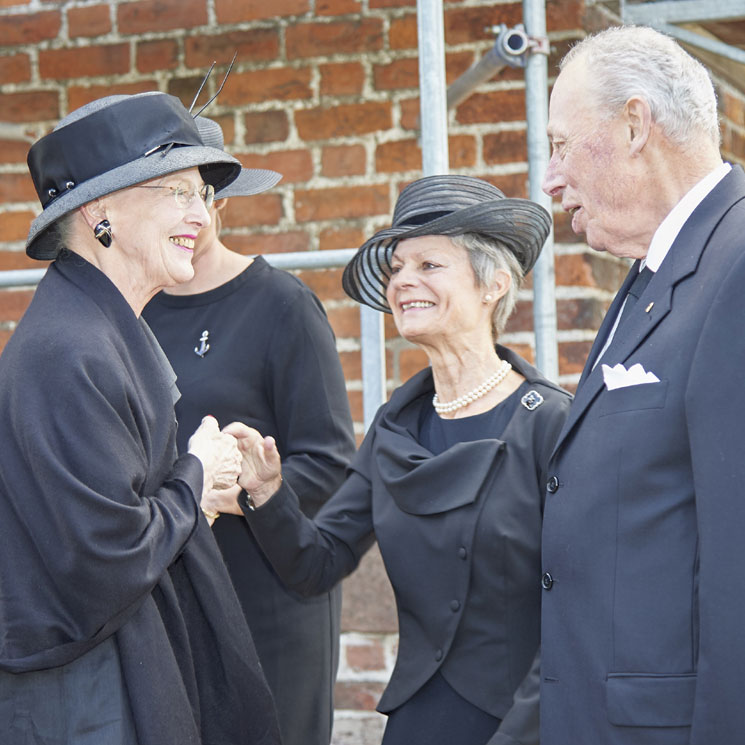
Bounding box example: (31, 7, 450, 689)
(563, 25, 720, 147)
(450, 232, 523, 339)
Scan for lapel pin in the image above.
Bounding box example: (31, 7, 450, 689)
(194, 330, 210, 357)
(645, 302, 654, 313)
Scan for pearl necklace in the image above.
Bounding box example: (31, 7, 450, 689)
(432, 359, 512, 415)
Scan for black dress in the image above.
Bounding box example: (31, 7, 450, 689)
(144, 256, 356, 745)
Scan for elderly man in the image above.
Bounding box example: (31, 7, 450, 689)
(540, 25, 745, 745)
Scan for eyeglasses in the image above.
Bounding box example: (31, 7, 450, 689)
(135, 182, 215, 210)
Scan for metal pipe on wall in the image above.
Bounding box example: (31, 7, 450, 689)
(523, 0, 559, 381)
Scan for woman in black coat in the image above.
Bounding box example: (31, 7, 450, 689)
(0, 91, 280, 745)
(218, 175, 572, 745)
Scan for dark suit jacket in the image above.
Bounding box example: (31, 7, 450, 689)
(245, 346, 571, 745)
(540, 165, 745, 745)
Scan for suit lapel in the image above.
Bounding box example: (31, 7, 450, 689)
(551, 165, 745, 459)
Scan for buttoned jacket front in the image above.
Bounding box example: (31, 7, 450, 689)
(246, 347, 570, 745)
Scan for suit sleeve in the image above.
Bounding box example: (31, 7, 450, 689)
(686, 237, 745, 743)
(264, 284, 356, 517)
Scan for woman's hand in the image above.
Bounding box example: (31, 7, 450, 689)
(221, 422, 283, 508)
(187, 415, 242, 496)
(200, 483, 243, 525)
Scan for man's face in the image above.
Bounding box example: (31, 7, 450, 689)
(542, 58, 642, 258)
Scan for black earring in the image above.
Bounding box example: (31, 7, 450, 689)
(93, 220, 112, 247)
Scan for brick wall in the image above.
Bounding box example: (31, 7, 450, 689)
(0, 1, 743, 741)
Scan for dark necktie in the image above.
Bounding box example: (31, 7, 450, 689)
(616, 266, 653, 330)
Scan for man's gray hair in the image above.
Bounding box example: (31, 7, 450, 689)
(563, 25, 720, 147)
(450, 232, 523, 339)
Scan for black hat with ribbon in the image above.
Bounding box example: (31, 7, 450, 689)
(341, 174, 552, 312)
(26, 91, 243, 260)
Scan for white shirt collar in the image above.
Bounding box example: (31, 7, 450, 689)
(644, 162, 731, 272)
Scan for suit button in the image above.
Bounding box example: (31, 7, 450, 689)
(450, 600, 461, 612)
(435, 649, 443, 661)
(547, 476, 559, 493)
(541, 572, 554, 590)
(458, 547, 467, 560)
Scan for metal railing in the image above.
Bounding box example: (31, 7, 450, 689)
(0, 248, 387, 431)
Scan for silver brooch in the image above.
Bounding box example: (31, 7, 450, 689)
(521, 390, 544, 410)
(194, 330, 210, 357)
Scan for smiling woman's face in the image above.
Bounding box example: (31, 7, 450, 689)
(100, 166, 212, 295)
(385, 234, 492, 349)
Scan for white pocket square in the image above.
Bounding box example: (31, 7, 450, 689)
(601, 362, 660, 391)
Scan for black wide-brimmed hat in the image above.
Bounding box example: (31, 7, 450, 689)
(195, 117, 282, 197)
(26, 92, 245, 260)
(342, 174, 551, 312)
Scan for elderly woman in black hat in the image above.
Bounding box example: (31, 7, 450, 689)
(144, 117, 356, 745)
(214, 175, 572, 745)
(0, 93, 280, 745)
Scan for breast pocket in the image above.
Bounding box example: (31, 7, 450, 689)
(599, 380, 668, 416)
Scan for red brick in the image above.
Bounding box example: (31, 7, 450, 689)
(449, 134, 477, 168)
(296, 102, 392, 140)
(0, 137, 34, 164)
(445, 50, 477, 83)
(389, 15, 417, 50)
(221, 193, 283, 227)
(168, 76, 214, 111)
(551, 207, 576, 244)
(184, 29, 280, 68)
(220, 67, 312, 104)
(287, 19, 383, 59)
(317, 0, 361, 14)
(67, 81, 156, 112)
(546, 0, 584, 32)
(0, 11, 61, 44)
(374, 58, 418, 91)
(243, 110, 289, 144)
(0, 250, 44, 272)
(327, 306, 361, 339)
(68, 4, 112, 38)
(320, 62, 365, 97)
(345, 640, 386, 671)
(371, 0, 415, 6)
(347, 390, 363, 426)
(456, 88, 527, 124)
(296, 267, 346, 301)
(0, 289, 35, 322)
(505, 299, 534, 333)
(295, 185, 389, 222)
(0, 53, 31, 84)
(0, 328, 13, 354)
(399, 97, 419, 131)
(558, 340, 593, 376)
(237, 149, 312, 184)
(0, 91, 59, 124)
(321, 145, 366, 178)
(338, 349, 362, 380)
(0, 211, 35, 242)
(445, 5, 523, 46)
(481, 172, 529, 199)
(215, 0, 309, 23)
(118, 0, 207, 35)
(555, 252, 628, 292)
(39, 44, 129, 80)
(0, 173, 39, 204)
(223, 231, 310, 255)
(556, 297, 608, 331)
(484, 129, 528, 165)
(319, 226, 366, 251)
(136, 39, 179, 74)
(375, 139, 420, 174)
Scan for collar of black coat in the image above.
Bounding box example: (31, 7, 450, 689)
(373, 345, 550, 516)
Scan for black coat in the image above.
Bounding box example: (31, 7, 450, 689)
(0, 253, 280, 745)
(245, 346, 571, 745)
(541, 165, 745, 744)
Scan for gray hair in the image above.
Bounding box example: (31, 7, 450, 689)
(450, 232, 523, 339)
(563, 25, 720, 147)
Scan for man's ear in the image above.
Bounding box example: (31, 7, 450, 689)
(625, 96, 652, 157)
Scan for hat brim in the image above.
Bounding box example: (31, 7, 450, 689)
(342, 198, 551, 313)
(26, 145, 242, 260)
(216, 167, 282, 198)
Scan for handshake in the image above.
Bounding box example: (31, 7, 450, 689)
(186, 415, 283, 521)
